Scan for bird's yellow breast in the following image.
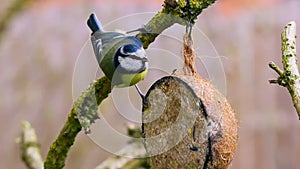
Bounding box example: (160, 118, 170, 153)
(113, 70, 147, 88)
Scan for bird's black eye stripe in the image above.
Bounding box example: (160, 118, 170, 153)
(118, 46, 146, 61)
(123, 54, 146, 61)
(117, 50, 146, 60)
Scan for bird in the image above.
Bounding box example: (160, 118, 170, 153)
(87, 13, 148, 88)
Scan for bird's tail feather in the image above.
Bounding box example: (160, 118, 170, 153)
(87, 13, 103, 33)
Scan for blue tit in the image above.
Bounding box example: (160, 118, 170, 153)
(87, 13, 148, 88)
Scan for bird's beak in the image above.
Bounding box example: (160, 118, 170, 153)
(142, 57, 148, 62)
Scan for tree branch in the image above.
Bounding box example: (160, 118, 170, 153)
(269, 21, 300, 119)
(137, 0, 217, 48)
(44, 77, 111, 169)
(18, 121, 44, 169)
(95, 142, 149, 169)
(95, 124, 150, 169)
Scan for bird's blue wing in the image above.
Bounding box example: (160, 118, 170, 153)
(91, 32, 126, 63)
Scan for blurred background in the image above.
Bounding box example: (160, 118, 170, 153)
(1, 0, 300, 168)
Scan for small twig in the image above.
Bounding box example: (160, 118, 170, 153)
(268, 62, 285, 85)
(269, 21, 300, 119)
(95, 142, 149, 169)
(18, 121, 44, 169)
(95, 124, 149, 169)
(268, 61, 284, 76)
(96, 142, 150, 169)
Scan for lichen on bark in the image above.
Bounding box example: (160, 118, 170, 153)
(136, 0, 217, 48)
(269, 21, 300, 119)
(44, 77, 111, 169)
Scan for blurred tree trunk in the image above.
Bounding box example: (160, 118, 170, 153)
(0, 0, 36, 41)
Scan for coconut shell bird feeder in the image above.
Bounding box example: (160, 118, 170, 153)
(142, 30, 238, 169)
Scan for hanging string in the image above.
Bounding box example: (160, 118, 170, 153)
(183, 22, 196, 75)
(183, 0, 196, 75)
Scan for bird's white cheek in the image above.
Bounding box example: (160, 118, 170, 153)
(118, 57, 143, 72)
(136, 49, 146, 58)
(144, 61, 149, 67)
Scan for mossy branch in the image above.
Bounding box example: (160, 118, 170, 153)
(137, 0, 217, 48)
(44, 77, 111, 169)
(269, 21, 300, 119)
